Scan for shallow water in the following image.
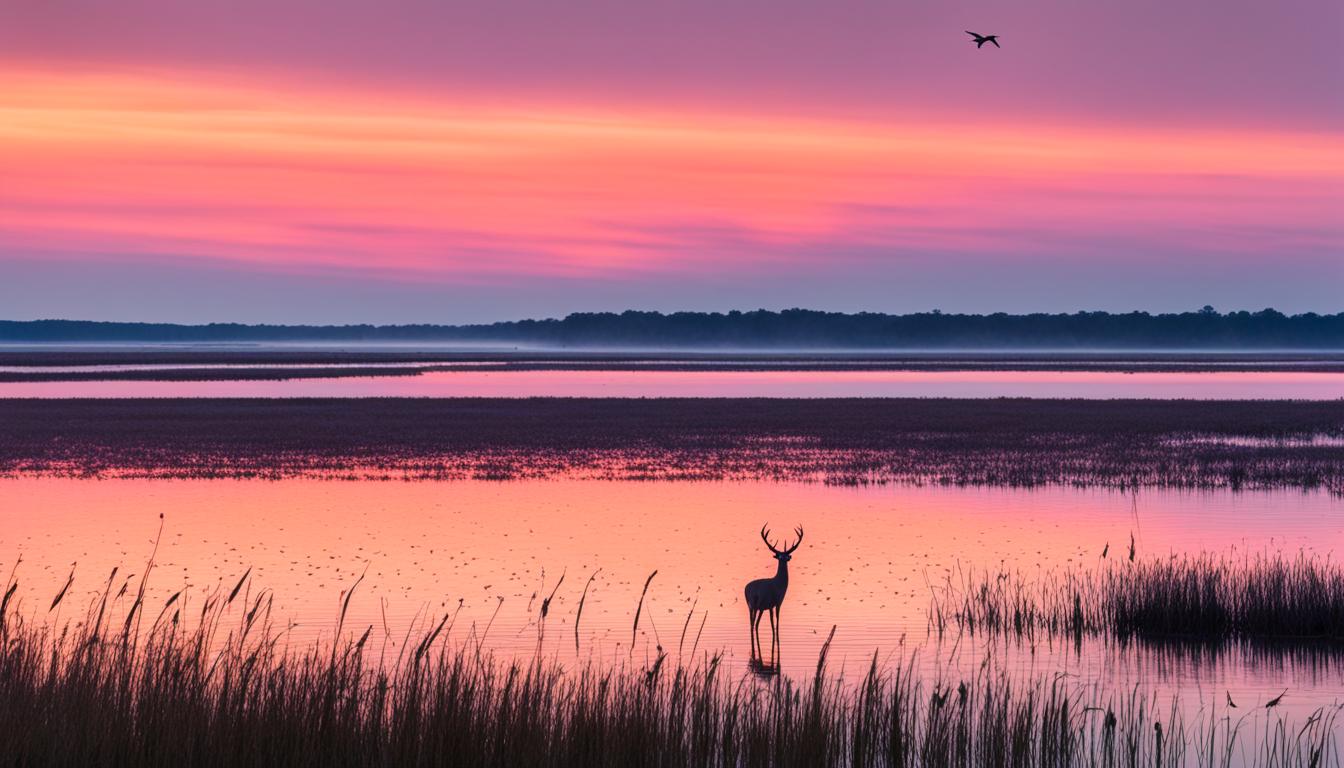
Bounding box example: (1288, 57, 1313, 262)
(3, 368, 1343, 398)
(3, 477, 1342, 719)
(0, 362, 494, 373)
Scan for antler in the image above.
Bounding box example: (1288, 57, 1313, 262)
(760, 525, 782, 554)
(761, 524, 804, 554)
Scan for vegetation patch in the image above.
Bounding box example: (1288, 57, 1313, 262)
(1, 399, 1340, 493)
(934, 551, 1344, 644)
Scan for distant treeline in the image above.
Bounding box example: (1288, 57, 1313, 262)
(4, 308, 1344, 348)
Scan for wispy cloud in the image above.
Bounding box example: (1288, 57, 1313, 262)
(1, 68, 1340, 319)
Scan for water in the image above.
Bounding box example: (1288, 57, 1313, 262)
(0, 362, 495, 373)
(3, 369, 1343, 398)
(4, 477, 1342, 719)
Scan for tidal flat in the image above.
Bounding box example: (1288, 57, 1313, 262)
(1, 398, 1340, 493)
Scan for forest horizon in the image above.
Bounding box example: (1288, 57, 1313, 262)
(5, 307, 1344, 348)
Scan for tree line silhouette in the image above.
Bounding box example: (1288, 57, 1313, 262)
(4, 307, 1342, 348)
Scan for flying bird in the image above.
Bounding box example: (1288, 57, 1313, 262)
(966, 31, 1000, 49)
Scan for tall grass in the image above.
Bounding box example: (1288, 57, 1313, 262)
(1, 565, 1339, 766)
(936, 551, 1344, 644)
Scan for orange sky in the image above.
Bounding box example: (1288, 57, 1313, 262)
(2, 1, 1341, 321)
(5, 71, 1339, 278)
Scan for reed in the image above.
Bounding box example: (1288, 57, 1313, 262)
(1, 566, 1338, 766)
(937, 550, 1344, 644)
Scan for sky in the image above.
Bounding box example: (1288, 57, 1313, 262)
(1, 0, 1341, 324)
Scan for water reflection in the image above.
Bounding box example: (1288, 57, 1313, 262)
(2, 477, 1342, 718)
(2, 368, 1343, 398)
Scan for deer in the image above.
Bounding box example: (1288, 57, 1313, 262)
(744, 524, 803, 669)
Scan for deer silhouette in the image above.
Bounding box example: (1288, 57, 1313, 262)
(744, 524, 803, 668)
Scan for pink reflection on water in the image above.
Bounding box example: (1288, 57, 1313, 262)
(2, 477, 1342, 715)
(2, 369, 1343, 398)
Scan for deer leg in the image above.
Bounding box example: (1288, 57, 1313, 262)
(755, 610, 767, 664)
(752, 609, 765, 662)
(747, 608, 759, 661)
(767, 607, 777, 668)
(773, 606, 781, 667)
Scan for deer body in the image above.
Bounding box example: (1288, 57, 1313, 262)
(744, 525, 803, 669)
(744, 559, 789, 612)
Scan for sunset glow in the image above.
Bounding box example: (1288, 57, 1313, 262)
(2, 0, 1341, 320)
(4, 4, 1344, 760)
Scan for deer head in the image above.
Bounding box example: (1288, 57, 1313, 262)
(760, 525, 804, 562)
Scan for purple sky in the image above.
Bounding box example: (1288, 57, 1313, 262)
(1, 0, 1341, 322)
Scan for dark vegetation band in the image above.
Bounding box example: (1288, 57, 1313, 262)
(1, 399, 1340, 493)
(5, 307, 1344, 347)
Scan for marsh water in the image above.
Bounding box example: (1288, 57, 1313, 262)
(4, 369, 1344, 398)
(4, 476, 1342, 721)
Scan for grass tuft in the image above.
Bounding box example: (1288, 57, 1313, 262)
(937, 550, 1344, 644)
(0, 563, 1339, 766)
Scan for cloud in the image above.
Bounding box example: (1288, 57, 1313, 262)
(3, 0, 1341, 128)
(1, 68, 1341, 320)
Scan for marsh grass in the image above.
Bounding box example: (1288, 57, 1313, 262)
(2, 399, 1341, 494)
(936, 551, 1344, 645)
(1, 563, 1340, 766)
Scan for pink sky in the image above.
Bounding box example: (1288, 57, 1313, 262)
(1, 0, 1341, 323)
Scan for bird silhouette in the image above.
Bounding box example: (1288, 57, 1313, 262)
(966, 31, 1001, 49)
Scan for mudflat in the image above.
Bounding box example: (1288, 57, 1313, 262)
(2, 397, 1340, 491)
